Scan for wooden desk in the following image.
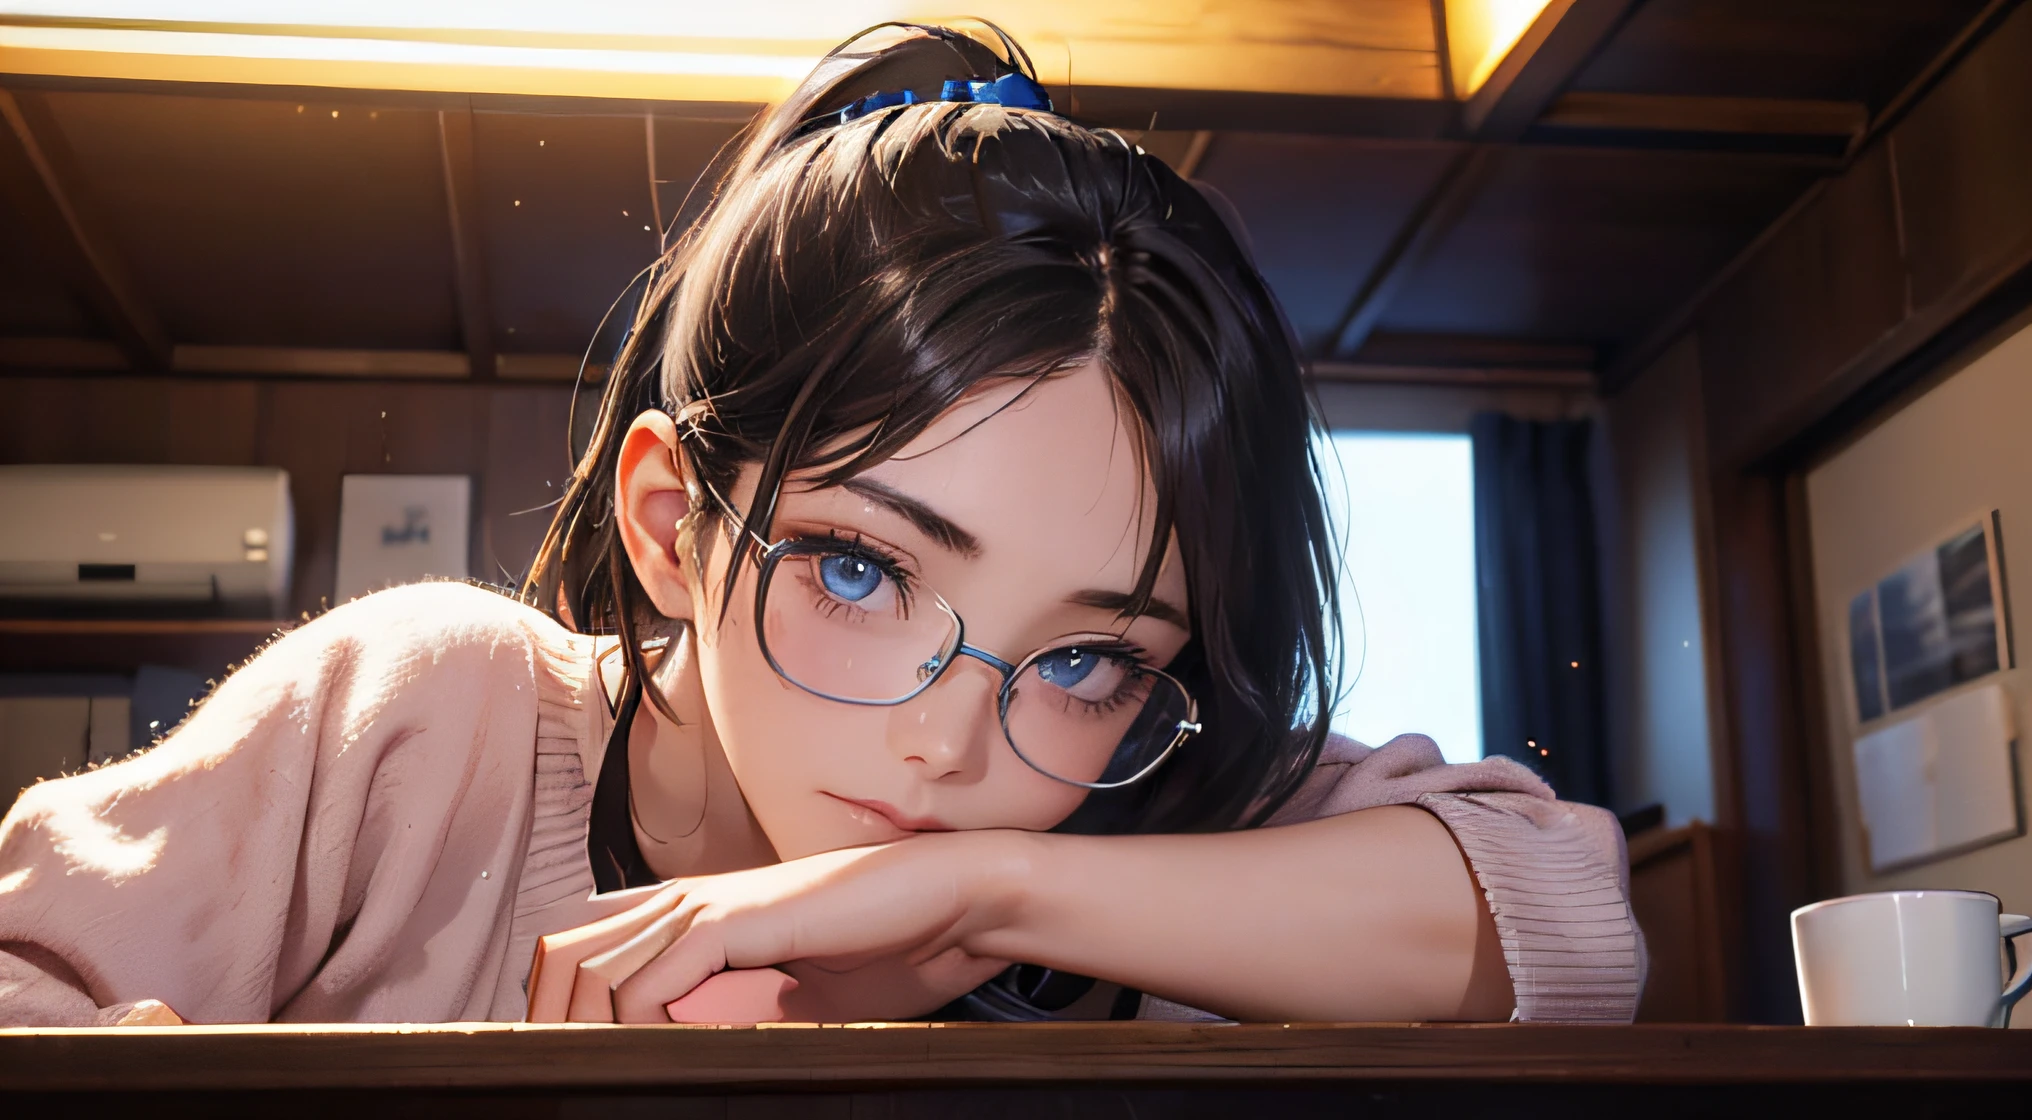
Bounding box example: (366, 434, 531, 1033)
(3, 1023, 2028, 1113)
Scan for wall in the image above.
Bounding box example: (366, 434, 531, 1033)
(1600, 335, 1717, 827)
(0, 374, 586, 617)
(1804, 315, 2032, 915)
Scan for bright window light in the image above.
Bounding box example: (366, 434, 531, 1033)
(1314, 431, 1482, 764)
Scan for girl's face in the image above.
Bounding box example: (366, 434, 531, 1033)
(680, 361, 1191, 862)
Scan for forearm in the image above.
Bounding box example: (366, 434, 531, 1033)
(963, 806, 1513, 1022)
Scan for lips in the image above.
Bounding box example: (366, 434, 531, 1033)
(822, 792, 954, 833)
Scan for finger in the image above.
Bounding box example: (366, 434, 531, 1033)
(612, 917, 730, 1023)
(526, 882, 686, 1022)
(913, 945, 1014, 992)
(115, 999, 184, 1027)
(567, 906, 691, 1022)
(664, 968, 800, 1024)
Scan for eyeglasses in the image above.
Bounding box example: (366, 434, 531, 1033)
(747, 533, 1201, 790)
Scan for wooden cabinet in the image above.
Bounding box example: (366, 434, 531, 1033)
(1630, 821, 1729, 1022)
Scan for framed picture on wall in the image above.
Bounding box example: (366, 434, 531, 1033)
(334, 475, 472, 604)
(1846, 511, 2015, 723)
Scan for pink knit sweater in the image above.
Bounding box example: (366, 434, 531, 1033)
(0, 582, 1642, 1025)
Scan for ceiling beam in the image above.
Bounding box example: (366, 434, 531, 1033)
(1308, 362, 1594, 392)
(1349, 332, 1596, 370)
(0, 342, 613, 382)
(1173, 131, 1215, 179)
(1461, 0, 1644, 141)
(437, 107, 497, 383)
(496, 353, 606, 381)
(1319, 0, 1642, 360)
(1601, 0, 2025, 392)
(1536, 93, 1868, 139)
(1062, 85, 1454, 140)
(173, 345, 468, 378)
(1321, 145, 1500, 359)
(0, 87, 170, 372)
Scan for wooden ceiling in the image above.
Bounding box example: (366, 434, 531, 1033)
(0, 0, 2009, 391)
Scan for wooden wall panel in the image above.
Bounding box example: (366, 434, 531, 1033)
(0, 376, 255, 464)
(481, 387, 581, 588)
(475, 112, 662, 356)
(1697, 141, 1907, 469)
(161, 381, 261, 466)
(1570, 0, 1991, 109)
(1892, 4, 2032, 315)
(0, 199, 95, 337)
(40, 91, 461, 351)
(1702, 469, 1820, 1022)
(253, 383, 349, 616)
(1629, 822, 1727, 1022)
(1382, 146, 1815, 348)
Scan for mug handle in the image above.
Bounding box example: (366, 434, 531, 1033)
(2002, 914, 2032, 1025)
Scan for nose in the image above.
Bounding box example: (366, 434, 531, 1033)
(886, 656, 1001, 782)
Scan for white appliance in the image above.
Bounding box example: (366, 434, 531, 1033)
(0, 465, 293, 615)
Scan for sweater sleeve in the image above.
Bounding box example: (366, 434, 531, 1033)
(0, 582, 562, 1026)
(1263, 733, 1645, 1024)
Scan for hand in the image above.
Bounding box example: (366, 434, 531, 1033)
(525, 831, 1028, 1023)
(114, 999, 185, 1026)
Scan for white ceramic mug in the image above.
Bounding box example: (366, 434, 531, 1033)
(1792, 890, 2032, 1027)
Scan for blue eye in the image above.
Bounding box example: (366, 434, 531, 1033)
(1035, 647, 1098, 688)
(817, 554, 884, 601)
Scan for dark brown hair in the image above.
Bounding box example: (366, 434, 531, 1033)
(526, 23, 1340, 834)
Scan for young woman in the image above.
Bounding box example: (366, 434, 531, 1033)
(0, 25, 1641, 1027)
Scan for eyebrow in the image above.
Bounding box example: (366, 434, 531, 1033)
(841, 478, 983, 558)
(1067, 589, 1191, 632)
(839, 478, 1187, 630)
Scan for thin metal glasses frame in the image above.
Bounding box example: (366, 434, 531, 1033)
(748, 536, 1201, 790)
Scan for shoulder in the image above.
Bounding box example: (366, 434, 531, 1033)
(314, 579, 559, 638)
(293, 581, 578, 670)
(1, 584, 580, 845)
(185, 581, 590, 736)
(1268, 732, 1556, 824)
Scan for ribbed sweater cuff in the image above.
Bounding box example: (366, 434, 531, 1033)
(1418, 792, 1645, 1024)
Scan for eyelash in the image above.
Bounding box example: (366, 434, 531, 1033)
(795, 531, 917, 619)
(1044, 644, 1157, 720)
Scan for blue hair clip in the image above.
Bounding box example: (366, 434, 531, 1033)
(837, 87, 917, 124)
(838, 71, 1053, 124)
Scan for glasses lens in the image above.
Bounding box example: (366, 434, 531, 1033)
(759, 545, 959, 702)
(1003, 646, 1192, 787)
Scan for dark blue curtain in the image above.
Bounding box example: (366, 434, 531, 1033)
(1470, 413, 1610, 806)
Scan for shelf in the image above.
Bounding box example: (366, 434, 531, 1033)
(0, 618, 293, 675)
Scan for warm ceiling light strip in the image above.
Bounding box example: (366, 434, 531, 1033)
(0, 2, 1486, 103)
(1444, 0, 1558, 96)
(0, 25, 810, 103)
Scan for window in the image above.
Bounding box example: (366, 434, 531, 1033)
(1313, 431, 1482, 764)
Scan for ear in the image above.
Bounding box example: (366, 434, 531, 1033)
(614, 410, 696, 622)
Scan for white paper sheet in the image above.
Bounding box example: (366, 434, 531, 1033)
(1854, 682, 2019, 871)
